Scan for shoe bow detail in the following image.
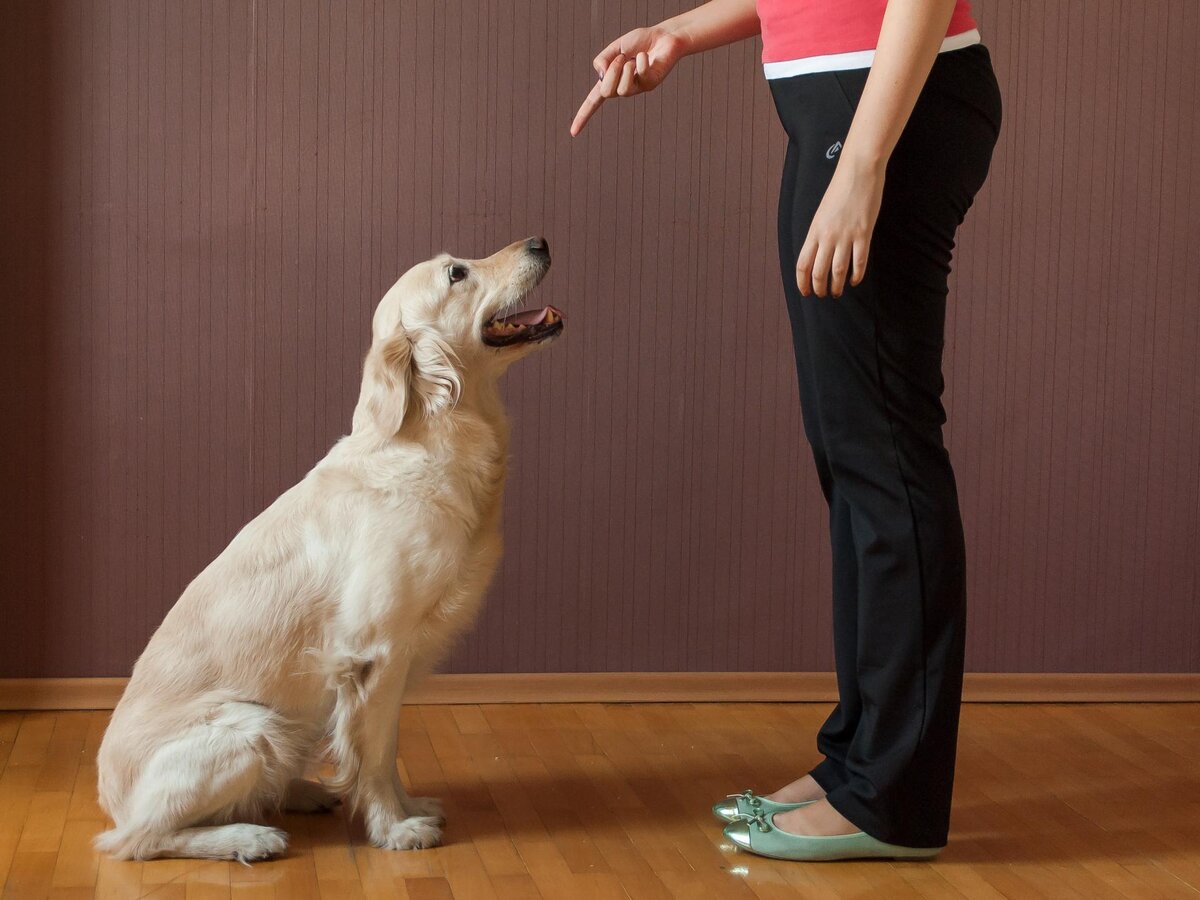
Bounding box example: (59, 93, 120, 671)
(729, 811, 772, 833)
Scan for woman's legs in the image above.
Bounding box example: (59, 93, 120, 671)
(782, 203, 971, 847)
(766, 45, 1001, 848)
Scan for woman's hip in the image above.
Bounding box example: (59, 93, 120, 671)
(770, 43, 1002, 224)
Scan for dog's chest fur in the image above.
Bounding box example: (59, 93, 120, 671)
(324, 405, 510, 647)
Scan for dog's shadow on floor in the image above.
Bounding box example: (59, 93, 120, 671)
(290, 757, 753, 852)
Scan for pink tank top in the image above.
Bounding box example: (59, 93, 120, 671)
(756, 0, 979, 78)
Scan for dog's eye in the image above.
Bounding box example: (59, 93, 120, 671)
(448, 264, 468, 284)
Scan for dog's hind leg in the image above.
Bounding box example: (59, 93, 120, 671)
(94, 702, 301, 861)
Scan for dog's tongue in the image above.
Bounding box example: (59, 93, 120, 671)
(494, 306, 563, 326)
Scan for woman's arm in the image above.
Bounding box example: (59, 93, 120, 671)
(797, 0, 957, 297)
(570, 0, 760, 136)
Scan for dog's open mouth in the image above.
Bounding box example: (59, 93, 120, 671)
(482, 306, 564, 348)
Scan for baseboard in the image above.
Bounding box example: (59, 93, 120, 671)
(0, 672, 1197, 711)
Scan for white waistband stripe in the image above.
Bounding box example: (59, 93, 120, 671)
(763, 28, 981, 79)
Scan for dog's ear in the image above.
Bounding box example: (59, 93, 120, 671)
(362, 325, 461, 437)
(405, 326, 461, 419)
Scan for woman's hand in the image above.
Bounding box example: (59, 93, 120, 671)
(798, 0, 957, 297)
(570, 0, 761, 136)
(796, 156, 886, 298)
(570, 26, 689, 136)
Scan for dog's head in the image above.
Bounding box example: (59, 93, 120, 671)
(354, 237, 560, 439)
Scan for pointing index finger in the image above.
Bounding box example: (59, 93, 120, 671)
(570, 80, 606, 136)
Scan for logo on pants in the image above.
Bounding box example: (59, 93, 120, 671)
(826, 141, 843, 160)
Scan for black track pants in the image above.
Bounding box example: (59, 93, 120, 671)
(770, 43, 1002, 849)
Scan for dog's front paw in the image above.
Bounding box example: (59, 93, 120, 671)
(371, 816, 443, 851)
(229, 825, 289, 863)
(403, 796, 444, 823)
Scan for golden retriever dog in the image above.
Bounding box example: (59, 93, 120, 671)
(95, 237, 562, 862)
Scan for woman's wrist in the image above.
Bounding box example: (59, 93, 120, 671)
(657, 19, 698, 59)
(839, 144, 890, 177)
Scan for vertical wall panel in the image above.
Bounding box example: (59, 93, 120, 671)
(0, 0, 1196, 677)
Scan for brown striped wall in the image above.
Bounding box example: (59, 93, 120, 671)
(1, 1, 1196, 678)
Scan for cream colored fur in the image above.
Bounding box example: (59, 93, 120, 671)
(95, 238, 556, 862)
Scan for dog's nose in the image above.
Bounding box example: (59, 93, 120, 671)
(525, 236, 550, 258)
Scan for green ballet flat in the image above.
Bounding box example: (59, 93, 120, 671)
(723, 810, 945, 861)
(711, 790, 816, 824)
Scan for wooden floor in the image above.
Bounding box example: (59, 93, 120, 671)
(1, 703, 1199, 899)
